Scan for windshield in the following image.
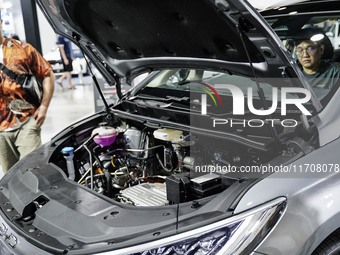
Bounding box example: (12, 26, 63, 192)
(136, 69, 309, 117)
(144, 69, 280, 98)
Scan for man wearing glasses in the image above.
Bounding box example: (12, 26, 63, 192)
(295, 28, 340, 100)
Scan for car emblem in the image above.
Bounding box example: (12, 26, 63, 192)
(6, 234, 18, 248)
(0, 223, 7, 236)
(0, 221, 18, 248)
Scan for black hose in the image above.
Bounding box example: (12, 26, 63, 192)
(93, 145, 106, 171)
(156, 153, 172, 172)
(104, 170, 113, 198)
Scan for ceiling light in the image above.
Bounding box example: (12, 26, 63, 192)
(289, 11, 298, 15)
(278, 7, 286, 11)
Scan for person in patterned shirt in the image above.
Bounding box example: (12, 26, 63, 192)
(0, 20, 55, 173)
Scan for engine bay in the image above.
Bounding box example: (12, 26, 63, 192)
(50, 106, 317, 207)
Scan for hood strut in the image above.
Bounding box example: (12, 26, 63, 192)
(236, 24, 282, 153)
(73, 33, 111, 111)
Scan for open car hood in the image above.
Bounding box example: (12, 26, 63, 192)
(37, 0, 320, 109)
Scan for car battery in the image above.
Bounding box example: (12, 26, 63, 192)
(190, 173, 222, 197)
(214, 172, 239, 189)
(166, 172, 190, 204)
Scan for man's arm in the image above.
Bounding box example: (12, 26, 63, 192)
(33, 70, 55, 128)
(59, 45, 69, 65)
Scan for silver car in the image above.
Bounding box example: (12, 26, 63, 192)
(0, 0, 339, 254)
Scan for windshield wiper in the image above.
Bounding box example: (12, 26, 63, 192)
(165, 96, 190, 102)
(129, 95, 168, 101)
(129, 95, 190, 103)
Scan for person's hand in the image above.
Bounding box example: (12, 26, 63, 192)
(64, 58, 69, 65)
(33, 105, 48, 128)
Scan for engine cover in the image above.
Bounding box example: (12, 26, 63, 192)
(119, 183, 168, 206)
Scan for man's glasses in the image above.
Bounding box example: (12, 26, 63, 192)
(296, 45, 319, 56)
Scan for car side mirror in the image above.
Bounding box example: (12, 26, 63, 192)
(166, 69, 190, 86)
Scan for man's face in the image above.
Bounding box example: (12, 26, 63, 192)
(296, 40, 324, 72)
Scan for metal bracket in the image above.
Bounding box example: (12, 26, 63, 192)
(279, 66, 287, 77)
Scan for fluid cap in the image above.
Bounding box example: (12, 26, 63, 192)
(62, 147, 74, 156)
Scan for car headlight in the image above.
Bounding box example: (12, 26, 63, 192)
(99, 197, 286, 255)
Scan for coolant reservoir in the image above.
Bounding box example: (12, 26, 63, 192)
(153, 128, 183, 143)
(92, 123, 118, 147)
